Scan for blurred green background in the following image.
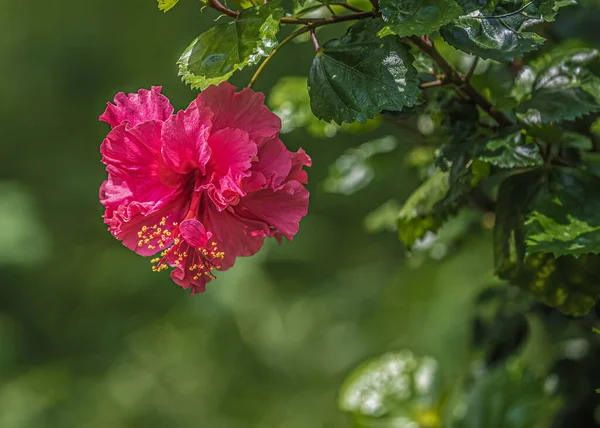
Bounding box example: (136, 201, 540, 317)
(0, 1, 572, 426)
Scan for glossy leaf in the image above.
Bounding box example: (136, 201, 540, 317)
(378, 0, 464, 38)
(177, 2, 282, 89)
(478, 129, 543, 168)
(512, 47, 600, 123)
(308, 20, 420, 124)
(157, 0, 179, 11)
(268, 76, 381, 137)
(339, 350, 441, 423)
(494, 169, 600, 315)
(440, 12, 544, 61)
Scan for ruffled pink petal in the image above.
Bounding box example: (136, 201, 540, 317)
(286, 148, 312, 185)
(170, 261, 210, 294)
(100, 121, 187, 220)
(99, 86, 174, 128)
(161, 97, 213, 174)
(246, 137, 292, 191)
(200, 82, 281, 144)
(116, 199, 189, 256)
(101, 121, 162, 174)
(179, 219, 212, 248)
(236, 181, 309, 241)
(204, 128, 257, 208)
(202, 200, 270, 264)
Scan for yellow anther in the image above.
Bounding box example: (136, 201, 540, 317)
(142, 226, 148, 232)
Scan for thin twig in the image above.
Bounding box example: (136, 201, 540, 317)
(311, 28, 321, 52)
(465, 57, 479, 81)
(247, 26, 313, 88)
(420, 79, 446, 89)
(409, 36, 512, 127)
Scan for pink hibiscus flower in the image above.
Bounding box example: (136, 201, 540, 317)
(99, 82, 311, 294)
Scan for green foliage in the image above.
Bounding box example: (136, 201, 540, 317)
(440, 14, 544, 61)
(268, 76, 381, 137)
(308, 20, 420, 124)
(478, 128, 543, 168)
(397, 161, 488, 249)
(378, 0, 464, 38)
(157, 0, 179, 12)
(494, 169, 600, 315)
(177, 1, 283, 89)
(339, 350, 442, 425)
(453, 359, 562, 428)
(512, 47, 600, 123)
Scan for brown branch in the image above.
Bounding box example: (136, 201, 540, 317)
(465, 57, 479, 81)
(206, 0, 375, 25)
(409, 36, 512, 127)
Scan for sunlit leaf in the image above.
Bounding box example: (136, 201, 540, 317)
(177, 1, 283, 89)
(512, 47, 600, 123)
(157, 0, 179, 12)
(378, 0, 464, 38)
(339, 350, 442, 424)
(478, 129, 543, 168)
(308, 20, 420, 124)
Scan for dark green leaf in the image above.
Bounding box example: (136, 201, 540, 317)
(177, 2, 283, 89)
(308, 20, 420, 124)
(440, 13, 545, 61)
(525, 168, 600, 257)
(494, 169, 600, 315)
(441, 1, 575, 61)
(478, 129, 543, 168)
(339, 350, 441, 421)
(378, 0, 464, 38)
(268, 76, 381, 137)
(512, 47, 600, 123)
(157, 0, 179, 11)
(527, 126, 593, 149)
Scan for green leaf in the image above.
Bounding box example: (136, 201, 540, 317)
(525, 168, 600, 257)
(378, 0, 464, 38)
(526, 125, 593, 149)
(512, 47, 600, 123)
(398, 170, 450, 248)
(398, 162, 489, 248)
(157, 0, 179, 12)
(339, 350, 441, 422)
(308, 20, 420, 124)
(494, 169, 600, 316)
(323, 136, 398, 194)
(268, 76, 381, 137)
(454, 359, 562, 428)
(441, 0, 575, 61)
(177, 2, 283, 90)
(478, 129, 543, 168)
(440, 12, 545, 61)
